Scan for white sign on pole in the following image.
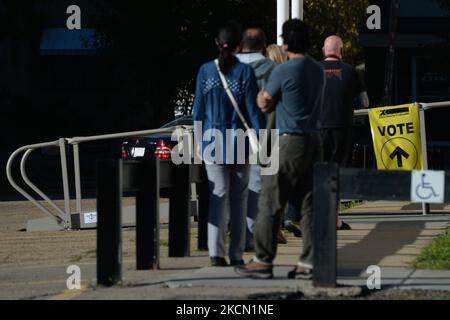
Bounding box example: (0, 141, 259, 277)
(84, 212, 97, 224)
(411, 170, 445, 204)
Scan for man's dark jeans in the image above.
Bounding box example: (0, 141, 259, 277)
(321, 127, 352, 166)
(285, 200, 301, 223)
(254, 133, 322, 267)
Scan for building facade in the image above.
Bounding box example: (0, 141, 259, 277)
(361, 0, 450, 169)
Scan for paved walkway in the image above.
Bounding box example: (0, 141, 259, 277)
(0, 201, 449, 299)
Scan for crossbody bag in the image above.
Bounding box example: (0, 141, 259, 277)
(214, 59, 261, 156)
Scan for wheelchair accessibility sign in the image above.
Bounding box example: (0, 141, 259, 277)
(411, 170, 445, 203)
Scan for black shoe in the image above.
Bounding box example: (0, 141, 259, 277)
(210, 257, 228, 267)
(230, 259, 245, 266)
(287, 266, 313, 280)
(284, 221, 302, 237)
(337, 221, 352, 230)
(234, 259, 273, 279)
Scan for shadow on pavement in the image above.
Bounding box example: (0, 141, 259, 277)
(338, 221, 425, 277)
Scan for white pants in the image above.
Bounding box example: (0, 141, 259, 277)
(205, 163, 250, 261)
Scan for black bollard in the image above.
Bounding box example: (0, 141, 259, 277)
(136, 159, 159, 270)
(197, 165, 209, 251)
(97, 159, 122, 286)
(168, 162, 191, 257)
(313, 162, 338, 288)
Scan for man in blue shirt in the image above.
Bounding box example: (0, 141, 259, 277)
(235, 19, 325, 279)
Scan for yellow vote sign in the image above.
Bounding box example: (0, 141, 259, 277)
(369, 103, 424, 170)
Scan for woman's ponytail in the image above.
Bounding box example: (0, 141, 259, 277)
(216, 21, 242, 74)
(218, 44, 234, 74)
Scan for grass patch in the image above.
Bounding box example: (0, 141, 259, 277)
(414, 227, 450, 270)
(339, 200, 363, 211)
(366, 289, 450, 300)
(160, 240, 168, 247)
(250, 289, 450, 300)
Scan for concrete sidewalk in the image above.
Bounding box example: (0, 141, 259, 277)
(160, 212, 450, 297)
(343, 200, 450, 214)
(1, 200, 450, 299)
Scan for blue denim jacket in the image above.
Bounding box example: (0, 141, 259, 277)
(192, 59, 263, 164)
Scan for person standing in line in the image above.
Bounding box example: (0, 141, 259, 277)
(264, 44, 287, 145)
(235, 19, 325, 279)
(320, 35, 369, 230)
(236, 28, 276, 251)
(192, 21, 262, 267)
(264, 44, 294, 243)
(266, 44, 288, 64)
(266, 44, 303, 239)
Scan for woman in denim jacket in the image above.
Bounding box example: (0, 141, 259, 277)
(192, 21, 262, 267)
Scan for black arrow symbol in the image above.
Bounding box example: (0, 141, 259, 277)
(389, 146, 410, 168)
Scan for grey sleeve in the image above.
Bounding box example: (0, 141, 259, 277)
(265, 66, 282, 103)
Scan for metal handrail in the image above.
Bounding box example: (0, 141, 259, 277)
(67, 126, 185, 217)
(20, 149, 66, 218)
(421, 101, 450, 110)
(66, 127, 177, 144)
(353, 101, 450, 117)
(6, 140, 64, 226)
(6, 126, 184, 230)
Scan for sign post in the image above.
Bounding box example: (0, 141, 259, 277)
(277, 0, 289, 45)
(291, 0, 304, 20)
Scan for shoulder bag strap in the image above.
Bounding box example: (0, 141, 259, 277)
(214, 59, 252, 132)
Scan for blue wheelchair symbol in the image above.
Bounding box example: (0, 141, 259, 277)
(415, 173, 439, 200)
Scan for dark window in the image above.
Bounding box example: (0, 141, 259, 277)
(417, 56, 450, 100)
(399, 0, 450, 17)
(39, 56, 115, 92)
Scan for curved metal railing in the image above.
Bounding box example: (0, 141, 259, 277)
(6, 126, 186, 229)
(6, 140, 65, 226)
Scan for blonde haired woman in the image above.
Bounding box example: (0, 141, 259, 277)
(266, 44, 288, 64)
